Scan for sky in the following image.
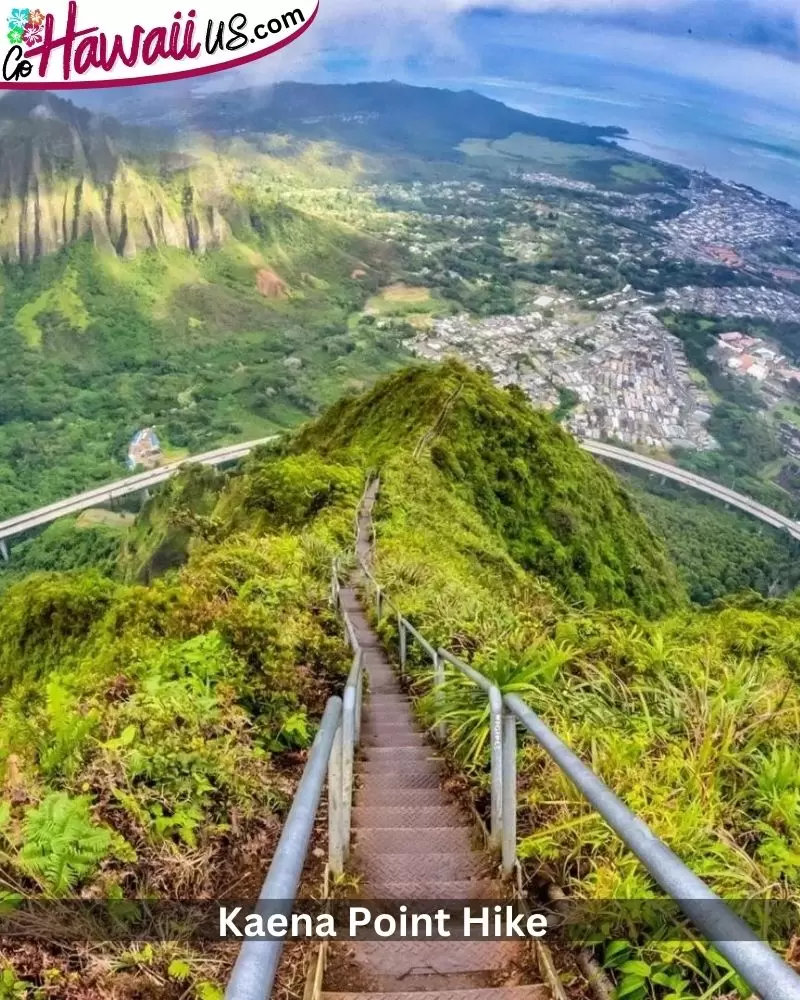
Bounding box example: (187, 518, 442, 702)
(229, 0, 800, 105)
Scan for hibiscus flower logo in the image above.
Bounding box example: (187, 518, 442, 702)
(6, 7, 46, 47)
(22, 19, 41, 44)
(7, 7, 29, 30)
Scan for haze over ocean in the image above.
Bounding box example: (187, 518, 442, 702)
(311, 7, 800, 206)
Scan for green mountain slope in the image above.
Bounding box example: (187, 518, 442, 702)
(296, 360, 684, 615)
(0, 95, 405, 517)
(0, 362, 798, 998)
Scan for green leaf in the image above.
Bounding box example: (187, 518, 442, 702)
(103, 725, 138, 752)
(195, 983, 224, 1000)
(168, 959, 192, 981)
(604, 939, 631, 965)
(619, 960, 651, 977)
(616, 975, 647, 1000)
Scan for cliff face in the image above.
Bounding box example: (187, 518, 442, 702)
(0, 93, 234, 263)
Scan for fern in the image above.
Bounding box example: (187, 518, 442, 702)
(18, 793, 120, 895)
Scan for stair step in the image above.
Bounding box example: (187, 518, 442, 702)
(355, 852, 488, 882)
(365, 701, 415, 712)
(364, 709, 419, 736)
(352, 805, 467, 827)
(350, 974, 517, 994)
(346, 611, 374, 631)
(355, 826, 474, 854)
(363, 710, 419, 736)
(363, 879, 502, 900)
(354, 637, 384, 650)
(362, 650, 393, 666)
(345, 940, 522, 978)
(365, 747, 439, 763)
(355, 787, 452, 807)
(361, 758, 442, 775)
(362, 731, 427, 748)
(359, 770, 442, 789)
(323, 986, 550, 1000)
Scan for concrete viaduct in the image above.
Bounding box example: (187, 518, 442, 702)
(1, 434, 799, 560)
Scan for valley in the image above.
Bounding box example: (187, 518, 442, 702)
(1, 72, 800, 1000)
(2, 80, 800, 599)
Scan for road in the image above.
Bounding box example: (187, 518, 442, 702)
(2, 434, 799, 553)
(582, 440, 800, 541)
(0, 437, 277, 550)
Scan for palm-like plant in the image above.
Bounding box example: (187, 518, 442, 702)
(417, 640, 577, 767)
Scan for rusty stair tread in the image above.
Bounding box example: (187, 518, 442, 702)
(354, 827, 475, 854)
(355, 787, 456, 807)
(344, 940, 524, 978)
(361, 759, 444, 775)
(359, 879, 504, 900)
(363, 716, 419, 729)
(352, 806, 469, 826)
(365, 747, 440, 762)
(354, 852, 489, 882)
(362, 733, 428, 748)
(358, 771, 443, 789)
(322, 987, 551, 1000)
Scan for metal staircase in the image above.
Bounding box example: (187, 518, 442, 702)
(323, 581, 550, 997)
(225, 480, 800, 1000)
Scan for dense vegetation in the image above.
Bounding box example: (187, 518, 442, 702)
(0, 450, 360, 998)
(0, 515, 127, 595)
(2, 360, 800, 998)
(621, 473, 800, 604)
(0, 223, 401, 518)
(298, 361, 683, 616)
(293, 363, 800, 999)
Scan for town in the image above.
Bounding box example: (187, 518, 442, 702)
(300, 152, 800, 483)
(406, 295, 717, 451)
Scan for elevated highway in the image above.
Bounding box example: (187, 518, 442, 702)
(2, 433, 799, 559)
(0, 437, 277, 559)
(582, 439, 800, 541)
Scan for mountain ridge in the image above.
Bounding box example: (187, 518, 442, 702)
(0, 93, 237, 263)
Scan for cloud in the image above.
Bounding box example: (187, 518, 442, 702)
(199, 0, 800, 112)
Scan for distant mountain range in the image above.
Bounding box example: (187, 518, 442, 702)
(0, 81, 633, 264)
(89, 79, 626, 147)
(0, 92, 248, 263)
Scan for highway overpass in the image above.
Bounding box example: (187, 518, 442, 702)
(2, 433, 799, 559)
(582, 439, 800, 541)
(0, 437, 277, 560)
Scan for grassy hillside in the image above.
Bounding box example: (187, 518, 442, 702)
(0, 93, 412, 519)
(0, 213, 401, 518)
(297, 360, 684, 616)
(1, 365, 799, 998)
(292, 364, 800, 998)
(0, 450, 360, 998)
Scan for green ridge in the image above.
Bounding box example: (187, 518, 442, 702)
(0, 362, 798, 999)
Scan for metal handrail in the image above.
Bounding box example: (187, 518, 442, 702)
(506, 695, 800, 1000)
(225, 697, 343, 1000)
(355, 482, 800, 1000)
(227, 480, 800, 1000)
(226, 553, 367, 999)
